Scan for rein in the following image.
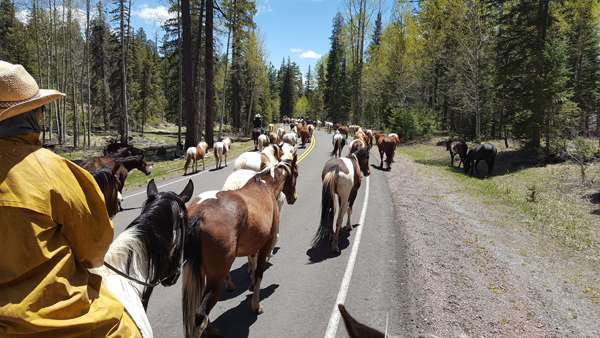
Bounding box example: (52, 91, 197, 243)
(103, 201, 187, 288)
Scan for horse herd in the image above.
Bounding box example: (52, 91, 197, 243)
(77, 129, 493, 338)
(445, 139, 498, 176)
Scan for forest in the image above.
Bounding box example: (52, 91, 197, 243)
(1, 0, 599, 152)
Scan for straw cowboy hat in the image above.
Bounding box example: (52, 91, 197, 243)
(0, 61, 65, 122)
(255, 114, 260, 118)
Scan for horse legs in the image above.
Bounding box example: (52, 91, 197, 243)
(223, 272, 236, 291)
(332, 196, 349, 252)
(379, 150, 384, 168)
(250, 243, 272, 314)
(345, 188, 359, 230)
(450, 153, 455, 166)
(474, 159, 480, 175)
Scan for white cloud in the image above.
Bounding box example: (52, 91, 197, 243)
(291, 48, 303, 53)
(132, 4, 175, 27)
(299, 50, 322, 59)
(257, 0, 272, 15)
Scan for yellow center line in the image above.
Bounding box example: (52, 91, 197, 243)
(297, 134, 316, 163)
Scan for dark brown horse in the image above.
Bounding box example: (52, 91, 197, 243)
(314, 147, 370, 252)
(80, 155, 152, 200)
(446, 139, 468, 167)
(374, 133, 396, 170)
(182, 156, 298, 337)
(464, 143, 497, 176)
(90, 164, 122, 218)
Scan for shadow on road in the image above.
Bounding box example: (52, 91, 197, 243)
(211, 284, 279, 337)
(305, 223, 362, 263)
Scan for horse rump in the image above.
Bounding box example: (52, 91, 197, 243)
(313, 167, 339, 247)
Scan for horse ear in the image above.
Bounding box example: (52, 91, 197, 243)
(179, 179, 194, 203)
(147, 179, 158, 198)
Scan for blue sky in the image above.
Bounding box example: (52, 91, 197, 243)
(130, 0, 345, 77)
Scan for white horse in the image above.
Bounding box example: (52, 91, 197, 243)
(213, 138, 232, 169)
(330, 131, 346, 158)
(233, 144, 284, 172)
(91, 179, 193, 338)
(282, 131, 297, 146)
(325, 121, 333, 133)
(183, 142, 208, 174)
(277, 127, 286, 140)
(258, 134, 270, 152)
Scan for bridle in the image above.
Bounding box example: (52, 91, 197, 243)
(103, 198, 188, 288)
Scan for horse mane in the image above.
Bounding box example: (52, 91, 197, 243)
(349, 147, 369, 162)
(111, 192, 185, 284)
(90, 165, 115, 188)
(253, 158, 294, 186)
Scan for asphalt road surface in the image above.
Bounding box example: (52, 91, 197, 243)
(111, 127, 405, 338)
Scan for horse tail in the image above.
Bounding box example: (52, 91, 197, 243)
(183, 214, 203, 337)
(233, 155, 245, 171)
(313, 168, 338, 246)
(183, 153, 192, 174)
(330, 139, 340, 157)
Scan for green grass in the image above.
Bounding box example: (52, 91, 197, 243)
(396, 138, 600, 250)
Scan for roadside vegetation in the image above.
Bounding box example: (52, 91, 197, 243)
(396, 138, 600, 252)
(51, 124, 255, 192)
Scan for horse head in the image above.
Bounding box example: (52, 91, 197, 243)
(280, 155, 298, 205)
(144, 179, 194, 287)
(353, 147, 371, 177)
(137, 156, 152, 175)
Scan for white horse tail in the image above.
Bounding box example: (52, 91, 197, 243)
(313, 167, 338, 246)
(182, 215, 205, 338)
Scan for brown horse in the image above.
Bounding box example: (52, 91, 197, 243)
(81, 155, 151, 208)
(446, 139, 468, 168)
(90, 164, 122, 218)
(258, 134, 270, 152)
(314, 147, 370, 252)
(299, 126, 310, 148)
(182, 156, 299, 337)
(348, 138, 366, 155)
(338, 125, 349, 139)
(183, 142, 209, 174)
(374, 133, 396, 170)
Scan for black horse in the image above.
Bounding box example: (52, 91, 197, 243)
(464, 143, 497, 176)
(90, 164, 122, 218)
(252, 127, 262, 151)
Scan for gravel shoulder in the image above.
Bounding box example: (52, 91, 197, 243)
(384, 150, 600, 338)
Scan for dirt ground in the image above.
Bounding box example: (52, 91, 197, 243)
(384, 151, 600, 338)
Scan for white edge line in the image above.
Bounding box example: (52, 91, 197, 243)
(324, 176, 370, 338)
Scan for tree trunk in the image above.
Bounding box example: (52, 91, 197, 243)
(204, 0, 215, 147)
(182, 0, 198, 149)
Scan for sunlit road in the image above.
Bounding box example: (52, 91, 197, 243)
(111, 127, 405, 337)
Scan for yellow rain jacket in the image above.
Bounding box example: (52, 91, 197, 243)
(0, 133, 141, 338)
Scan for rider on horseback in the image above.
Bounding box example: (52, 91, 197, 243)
(253, 114, 265, 135)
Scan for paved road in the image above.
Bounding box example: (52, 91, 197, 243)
(111, 127, 404, 337)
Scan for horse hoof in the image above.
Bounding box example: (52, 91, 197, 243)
(345, 224, 353, 230)
(332, 247, 340, 253)
(253, 305, 264, 314)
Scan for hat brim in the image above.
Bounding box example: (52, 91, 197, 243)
(0, 89, 65, 122)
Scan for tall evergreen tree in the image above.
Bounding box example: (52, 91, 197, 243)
(324, 12, 350, 124)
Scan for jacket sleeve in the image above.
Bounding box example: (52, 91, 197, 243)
(45, 154, 115, 269)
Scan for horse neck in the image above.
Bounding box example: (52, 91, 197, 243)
(258, 167, 288, 196)
(119, 157, 140, 170)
